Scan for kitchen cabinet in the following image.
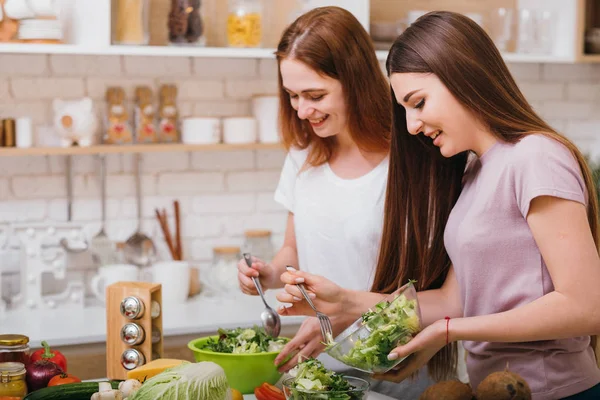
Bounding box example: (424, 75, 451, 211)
(0, 0, 597, 63)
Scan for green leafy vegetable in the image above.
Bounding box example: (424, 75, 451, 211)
(128, 361, 231, 400)
(286, 358, 365, 400)
(329, 288, 421, 373)
(199, 326, 288, 354)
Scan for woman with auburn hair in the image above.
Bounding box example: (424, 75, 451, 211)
(237, 6, 434, 398)
(277, 10, 600, 399)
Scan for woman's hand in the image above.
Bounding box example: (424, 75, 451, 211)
(373, 319, 448, 383)
(276, 268, 346, 318)
(237, 256, 278, 295)
(274, 317, 326, 372)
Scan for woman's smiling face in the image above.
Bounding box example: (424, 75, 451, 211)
(280, 58, 348, 139)
(390, 72, 484, 157)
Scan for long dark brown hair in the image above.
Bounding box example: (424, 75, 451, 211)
(275, 6, 391, 166)
(372, 11, 600, 380)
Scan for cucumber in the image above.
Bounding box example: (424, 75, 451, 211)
(23, 380, 121, 400)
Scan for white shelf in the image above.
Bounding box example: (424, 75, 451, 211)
(0, 43, 587, 64)
(0, 143, 283, 157)
(375, 50, 576, 64)
(0, 43, 277, 58)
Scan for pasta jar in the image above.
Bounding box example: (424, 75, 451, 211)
(227, 0, 262, 48)
(0, 335, 30, 366)
(113, 0, 150, 45)
(0, 362, 27, 398)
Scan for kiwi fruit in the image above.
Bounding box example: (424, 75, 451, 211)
(475, 370, 532, 400)
(419, 380, 474, 400)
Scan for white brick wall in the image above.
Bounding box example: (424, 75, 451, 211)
(0, 56, 599, 299)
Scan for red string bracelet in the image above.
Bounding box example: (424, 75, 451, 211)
(444, 316, 451, 346)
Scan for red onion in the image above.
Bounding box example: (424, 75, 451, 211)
(26, 359, 63, 391)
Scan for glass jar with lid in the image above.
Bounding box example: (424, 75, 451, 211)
(210, 247, 242, 293)
(0, 362, 27, 398)
(0, 335, 30, 366)
(113, 0, 150, 45)
(168, 0, 206, 46)
(243, 230, 274, 261)
(227, 0, 263, 48)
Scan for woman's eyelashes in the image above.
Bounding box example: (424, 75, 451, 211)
(288, 93, 325, 102)
(414, 98, 425, 109)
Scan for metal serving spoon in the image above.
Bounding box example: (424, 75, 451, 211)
(243, 252, 281, 338)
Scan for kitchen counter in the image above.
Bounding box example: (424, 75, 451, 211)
(0, 291, 303, 348)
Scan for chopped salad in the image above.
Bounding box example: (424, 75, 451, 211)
(199, 326, 288, 354)
(327, 287, 421, 372)
(286, 358, 365, 400)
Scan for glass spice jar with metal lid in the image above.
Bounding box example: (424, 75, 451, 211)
(0, 361, 27, 398)
(0, 335, 30, 365)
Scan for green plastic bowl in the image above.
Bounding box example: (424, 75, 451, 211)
(188, 335, 289, 394)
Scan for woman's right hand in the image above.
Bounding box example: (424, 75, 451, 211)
(237, 256, 277, 295)
(276, 268, 347, 318)
(274, 317, 326, 372)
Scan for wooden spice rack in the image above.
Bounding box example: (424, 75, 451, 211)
(106, 281, 163, 381)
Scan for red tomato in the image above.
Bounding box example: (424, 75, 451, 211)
(254, 383, 285, 400)
(47, 372, 81, 386)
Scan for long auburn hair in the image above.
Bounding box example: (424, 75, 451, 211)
(275, 6, 391, 166)
(372, 11, 600, 380)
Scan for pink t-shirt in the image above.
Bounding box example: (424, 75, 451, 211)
(445, 135, 600, 399)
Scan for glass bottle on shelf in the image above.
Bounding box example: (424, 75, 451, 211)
(227, 0, 263, 48)
(113, 0, 150, 45)
(168, 0, 206, 46)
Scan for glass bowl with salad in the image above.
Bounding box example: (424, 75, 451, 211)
(325, 281, 422, 374)
(187, 326, 290, 394)
(282, 358, 369, 400)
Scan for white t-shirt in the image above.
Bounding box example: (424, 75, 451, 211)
(274, 148, 388, 291)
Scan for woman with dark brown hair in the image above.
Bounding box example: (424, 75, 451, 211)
(237, 6, 435, 398)
(277, 10, 600, 399)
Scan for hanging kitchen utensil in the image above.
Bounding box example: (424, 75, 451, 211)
(60, 155, 88, 253)
(91, 154, 117, 266)
(123, 153, 156, 267)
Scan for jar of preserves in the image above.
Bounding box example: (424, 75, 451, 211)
(243, 230, 274, 261)
(0, 335, 30, 365)
(0, 362, 27, 398)
(227, 0, 262, 48)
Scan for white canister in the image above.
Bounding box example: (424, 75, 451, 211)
(3, 0, 36, 19)
(251, 95, 280, 144)
(222, 117, 258, 144)
(16, 117, 33, 148)
(181, 117, 221, 144)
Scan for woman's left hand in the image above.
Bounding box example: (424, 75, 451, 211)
(373, 319, 449, 383)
